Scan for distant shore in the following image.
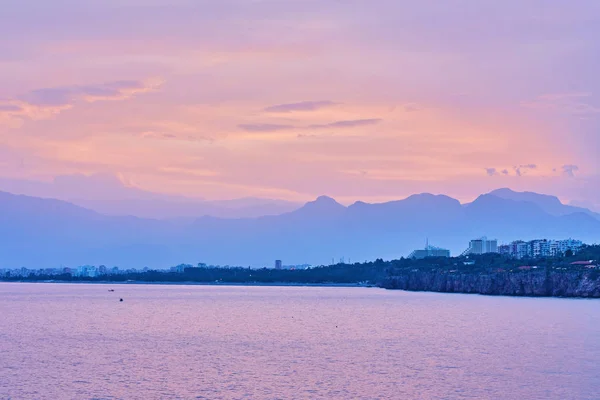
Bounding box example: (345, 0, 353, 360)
(3, 278, 600, 298)
(0, 280, 375, 288)
(3, 247, 600, 298)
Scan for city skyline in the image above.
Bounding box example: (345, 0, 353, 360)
(1, 1, 599, 209)
(0, 236, 588, 275)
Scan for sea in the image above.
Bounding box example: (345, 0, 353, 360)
(1, 283, 599, 399)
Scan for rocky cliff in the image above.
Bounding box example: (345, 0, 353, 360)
(381, 269, 600, 297)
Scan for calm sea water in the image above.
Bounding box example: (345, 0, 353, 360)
(1, 283, 599, 400)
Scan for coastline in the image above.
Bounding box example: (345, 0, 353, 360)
(382, 269, 600, 298)
(0, 280, 375, 288)
(2, 279, 598, 298)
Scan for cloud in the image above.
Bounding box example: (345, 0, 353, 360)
(297, 133, 318, 139)
(239, 119, 381, 133)
(309, 118, 382, 129)
(486, 168, 510, 176)
(0, 79, 163, 126)
(21, 79, 162, 107)
(80, 80, 156, 102)
(513, 164, 537, 176)
(237, 123, 295, 132)
(263, 101, 336, 113)
(521, 93, 600, 116)
(23, 88, 76, 107)
(139, 131, 213, 143)
(0, 104, 23, 112)
(562, 164, 579, 177)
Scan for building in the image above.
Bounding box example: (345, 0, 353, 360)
(498, 238, 584, 259)
(408, 244, 450, 259)
(556, 239, 583, 255)
(462, 237, 498, 255)
(499, 240, 530, 259)
(531, 239, 549, 258)
(75, 265, 98, 277)
(498, 244, 511, 256)
(275, 260, 283, 270)
(170, 264, 188, 273)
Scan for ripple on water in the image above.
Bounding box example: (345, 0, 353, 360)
(0, 283, 599, 400)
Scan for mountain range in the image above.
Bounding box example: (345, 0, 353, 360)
(0, 188, 598, 269)
(0, 174, 301, 219)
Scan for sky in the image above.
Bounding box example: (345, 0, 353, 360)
(1, 0, 599, 209)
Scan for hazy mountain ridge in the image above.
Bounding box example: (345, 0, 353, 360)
(0, 188, 598, 269)
(0, 174, 302, 219)
(489, 188, 600, 219)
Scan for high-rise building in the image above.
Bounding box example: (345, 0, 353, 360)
(498, 244, 511, 256)
(499, 238, 583, 259)
(462, 237, 498, 255)
(275, 260, 283, 269)
(408, 244, 450, 259)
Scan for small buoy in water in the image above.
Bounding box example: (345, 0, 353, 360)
(119, 298, 123, 302)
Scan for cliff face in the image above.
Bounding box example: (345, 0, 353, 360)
(381, 269, 600, 297)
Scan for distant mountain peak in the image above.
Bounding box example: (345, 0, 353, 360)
(308, 195, 344, 207)
(489, 188, 562, 205)
(295, 195, 346, 216)
(407, 192, 437, 198)
(315, 195, 337, 201)
(490, 187, 515, 194)
(405, 192, 454, 201)
(486, 188, 600, 221)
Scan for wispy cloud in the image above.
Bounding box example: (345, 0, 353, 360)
(309, 118, 382, 129)
(562, 164, 579, 177)
(513, 164, 537, 176)
(159, 166, 218, 177)
(237, 118, 381, 133)
(238, 123, 295, 132)
(0, 104, 23, 112)
(140, 131, 213, 143)
(297, 133, 318, 139)
(21, 79, 162, 106)
(485, 167, 497, 176)
(0, 78, 163, 126)
(264, 101, 336, 113)
(521, 93, 600, 116)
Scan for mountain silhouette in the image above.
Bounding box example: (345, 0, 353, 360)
(0, 174, 301, 219)
(0, 189, 598, 269)
(488, 188, 600, 220)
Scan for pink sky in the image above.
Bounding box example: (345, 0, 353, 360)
(1, 0, 599, 208)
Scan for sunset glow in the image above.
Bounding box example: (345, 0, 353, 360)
(1, 0, 598, 207)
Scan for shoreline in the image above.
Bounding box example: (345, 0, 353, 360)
(0, 280, 375, 288)
(2, 280, 598, 299)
